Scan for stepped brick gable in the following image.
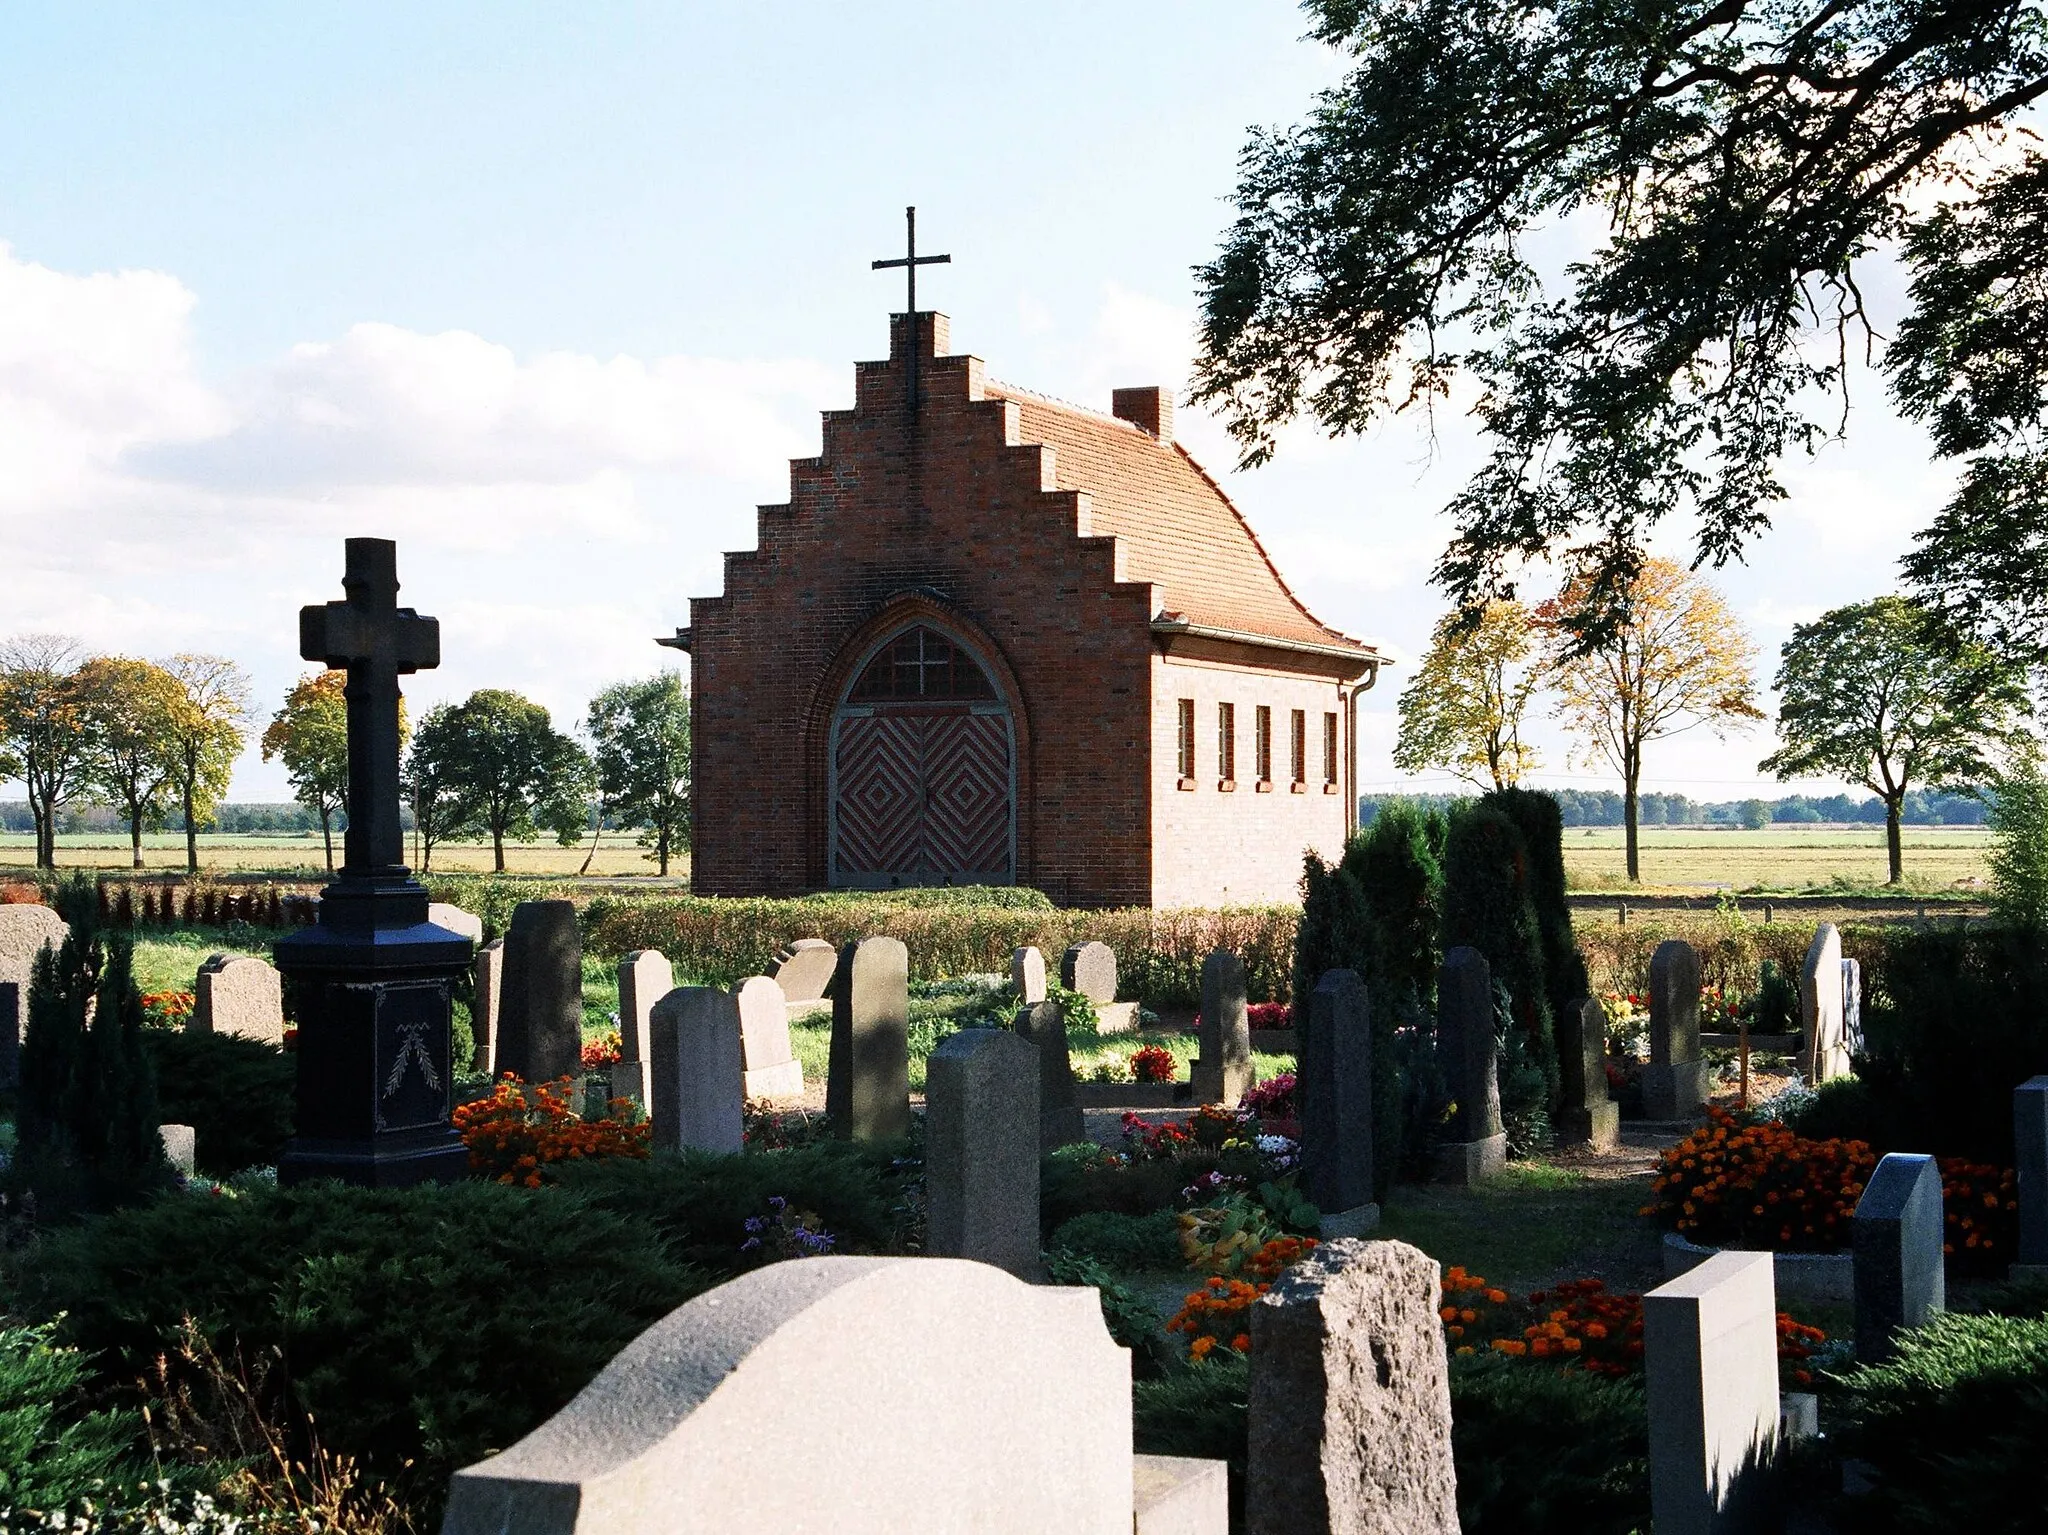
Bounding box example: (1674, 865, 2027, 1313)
(673, 311, 1383, 907)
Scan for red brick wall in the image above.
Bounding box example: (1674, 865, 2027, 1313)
(691, 313, 1162, 907)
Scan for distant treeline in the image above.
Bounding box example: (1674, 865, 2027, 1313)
(1360, 787, 1991, 828)
(0, 802, 345, 835)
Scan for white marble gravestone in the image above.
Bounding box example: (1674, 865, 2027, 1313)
(440, 1257, 1222, 1534)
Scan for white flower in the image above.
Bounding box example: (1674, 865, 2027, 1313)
(1256, 1134, 1296, 1156)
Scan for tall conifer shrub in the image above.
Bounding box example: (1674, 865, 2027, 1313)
(1485, 787, 1590, 1082)
(14, 878, 167, 1213)
(1440, 804, 1559, 1135)
(1295, 803, 1447, 1197)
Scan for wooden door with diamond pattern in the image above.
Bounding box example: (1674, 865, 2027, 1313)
(832, 707, 1013, 887)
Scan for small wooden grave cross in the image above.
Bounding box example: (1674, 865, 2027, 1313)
(299, 537, 439, 879)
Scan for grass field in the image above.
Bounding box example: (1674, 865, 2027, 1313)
(1558, 824, 1991, 895)
(0, 831, 682, 879)
(7, 823, 1992, 895)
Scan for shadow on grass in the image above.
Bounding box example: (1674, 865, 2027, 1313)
(1376, 1162, 1666, 1293)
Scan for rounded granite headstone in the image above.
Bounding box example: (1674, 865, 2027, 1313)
(1010, 946, 1047, 1005)
(1060, 942, 1117, 1005)
(191, 954, 286, 1044)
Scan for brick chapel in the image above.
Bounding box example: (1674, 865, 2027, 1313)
(665, 310, 1384, 908)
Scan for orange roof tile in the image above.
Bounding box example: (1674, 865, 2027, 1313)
(985, 382, 1375, 656)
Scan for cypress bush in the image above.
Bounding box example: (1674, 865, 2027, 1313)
(1295, 806, 1445, 1197)
(13, 879, 168, 1214)
(1439, 805, 1559, 1116)
(1448, 1353, 1649, 1534)
(1485, 788, 1590, 1056)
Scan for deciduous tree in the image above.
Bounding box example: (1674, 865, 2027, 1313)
(586, 673, 693, 876)
(260, 671, 406, 875)
(1190, 0, 2048, 637)
(419, 690, 588, 873)
(0, 635, 91, 869)
(1542, 560, 1761, 882)
(161, 655, 251, 875)
(1393, 599, 1542, 790)
(75, 657, 185, 869)
(1761, 597, 2029, 883)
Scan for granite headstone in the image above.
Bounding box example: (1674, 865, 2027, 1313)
(441, 1257, 1168, 1535)
(472, 937, 505, 1075)
(1642, 939, 1707, 1119)
(925, 1028, 1041, 1277)
(2015, 1076, 2048, 1272)
(191, 954, 285, 1044)
(1010, 945, 1047, 1006)
(1434, 946, 1504, 1184)
(1013, 998, 1087, 1150)
(825, 937, 910, 1141)
(1191, 949, 1251, 1108)
(497, 900, 584, 1084)
(1800, 924, 1848, 1083)
(648, 987, 744, 1154)
(1247, 1238, 1457, 1535)
(735, 975, 804, 1101)
(614, 949, 672, 1106)
(1853, 1152, 1944, 1362)
(1558, 997, 1620, 1150)
(1298, 968, 1376, 1229)
(1644, 1250, 1781, 1535)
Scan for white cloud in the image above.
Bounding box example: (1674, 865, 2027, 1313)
(0, 243, 841, 798)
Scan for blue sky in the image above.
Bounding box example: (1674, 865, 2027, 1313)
(0, 3, 1954, 804)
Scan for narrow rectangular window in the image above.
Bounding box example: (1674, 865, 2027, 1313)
(1290, 709, 1306, 785)
(1255, 706, 1272, 784)
(1218, 702, 1236, 784)
(1176, 698, 1195, 780)
(1323, 711, 1339, 786)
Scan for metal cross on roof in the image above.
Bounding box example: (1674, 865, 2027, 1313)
(298, 537, 440, 880)
(872, 205, 950, 419)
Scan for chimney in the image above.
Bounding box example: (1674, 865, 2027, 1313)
(1112, 386, 1173, 444)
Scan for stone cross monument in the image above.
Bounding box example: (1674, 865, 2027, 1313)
(274, 538, 473, 1186)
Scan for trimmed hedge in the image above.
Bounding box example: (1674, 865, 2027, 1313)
(580, 893, 1299, 1007)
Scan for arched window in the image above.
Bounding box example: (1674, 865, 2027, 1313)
(847, 625, 997, 703)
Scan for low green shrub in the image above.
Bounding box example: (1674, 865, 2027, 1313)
(1853, 925, 2048, 1164)
(548, 1141, 919, 1269)
(142, 1031, 295, 1175)
(1448, 1351, 1649, 1535)
(1047, 1209, 1183, 1271)
(1041, 1250, 1175, 1377)
(0, 1320, 145, 1513)
(1041, 1144, 1187, 1232)
(1833, 1311, 2048, 1534)
(1132, 1355, 1249, 1526)
(10, 1180, 703, 1524)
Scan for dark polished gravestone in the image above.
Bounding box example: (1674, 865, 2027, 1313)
(274, 538, 474, 1187)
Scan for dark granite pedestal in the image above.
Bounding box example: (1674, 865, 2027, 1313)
(276, 876, 473, 1187)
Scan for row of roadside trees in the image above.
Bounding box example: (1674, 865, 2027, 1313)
(0, 633, 691, 877)
(263, 672, 692, 876)
(1394, 559, 2033, 883)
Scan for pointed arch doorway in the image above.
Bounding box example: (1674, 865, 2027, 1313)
(828, 624, 1017, 889)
